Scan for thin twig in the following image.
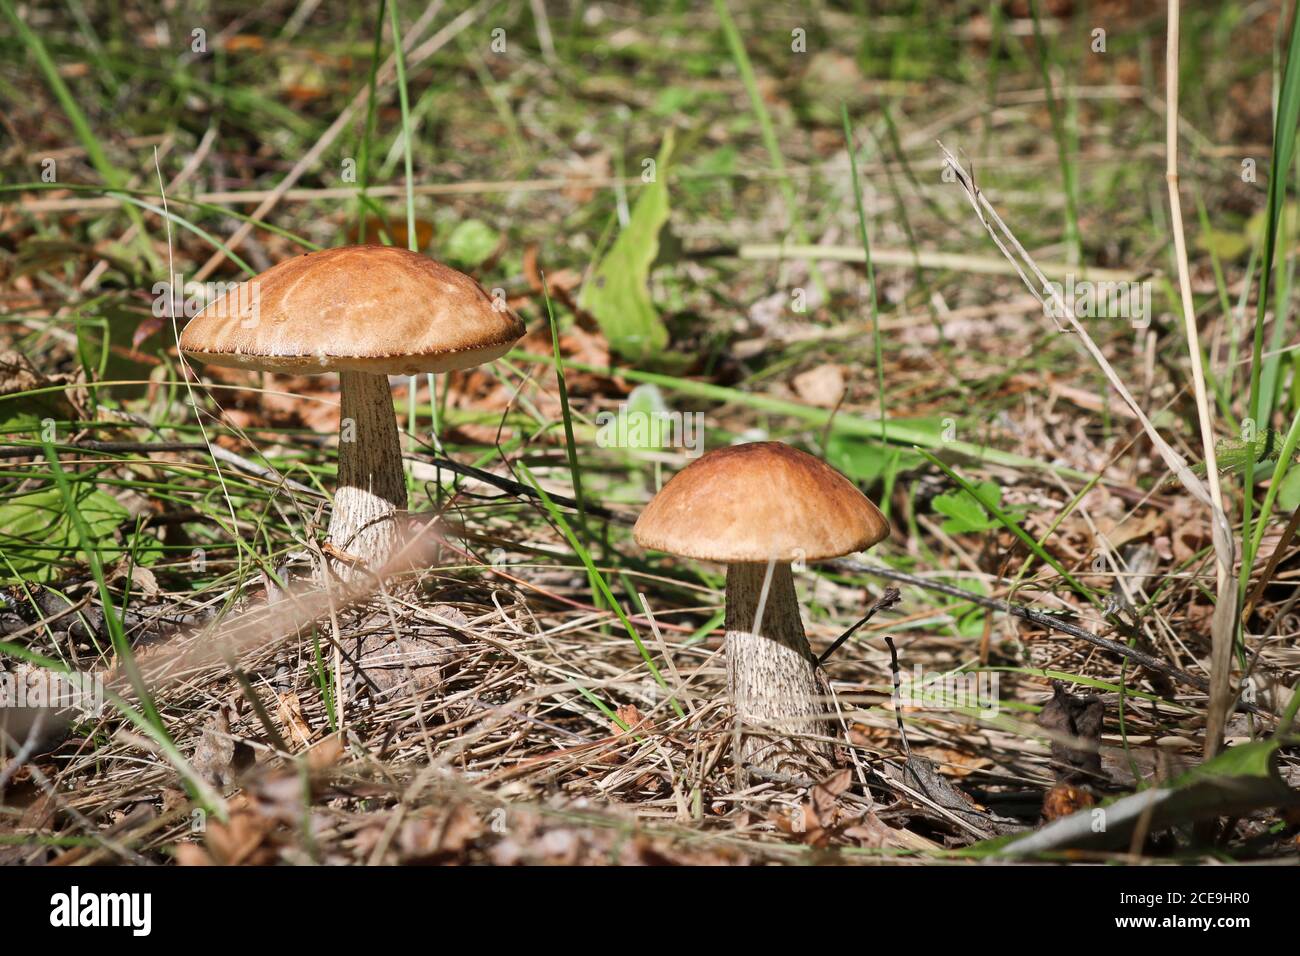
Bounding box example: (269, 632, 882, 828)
(883, 636, 913, 763)
(935, 133, 1241, 750)
(829, 558, 1269, 719)
(1242, 505, 1300, 620)
(816, 587, 901, 665)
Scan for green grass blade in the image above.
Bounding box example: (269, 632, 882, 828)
(0, 0, 160, 272)
(517, 463, 685, 719)
(1241, 4, 1300, 609)
(917, 449, 1100, 605)
(712, 0, 825, 299)
(544, 277, 588, 531)
(387, 0, 418, 250)
(510, 349, 1096, 482)
(842, 105, 886, 437)
(40, 443, 166, 732)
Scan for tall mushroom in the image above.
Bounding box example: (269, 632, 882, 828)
(180, 245, 525, 575)
(633, 441, 889, 775)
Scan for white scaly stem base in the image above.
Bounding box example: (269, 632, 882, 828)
(724, 562, 831, 777)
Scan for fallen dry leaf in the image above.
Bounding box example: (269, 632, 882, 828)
(1037, 682, 1105, 782)
(791, 364, 846, 408)
(773, 768, 859, 848)
(199, 796, 281, 866)
(192, 706, 253, 788)
(399, 803, 483, 864)
(276, 691, 314, 749)
(1042, 782, 1096, 822)
(306, 734, 345, 773)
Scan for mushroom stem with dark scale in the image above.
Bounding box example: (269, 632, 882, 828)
(633, 441, 890, 780)
(329, 370, 409, 568)
(725, 561, 828, 773)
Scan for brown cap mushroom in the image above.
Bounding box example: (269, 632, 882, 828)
(180, 245, 525, 575)
(633, 441, 889, 775)
(633, 441, 888, 563)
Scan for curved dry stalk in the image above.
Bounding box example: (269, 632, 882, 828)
(936, 132, 1239, 756)
(1164, 0, 1236, 758)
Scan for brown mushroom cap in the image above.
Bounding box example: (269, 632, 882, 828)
(178, 245, 525, 376)
(633, 441, 889, 563)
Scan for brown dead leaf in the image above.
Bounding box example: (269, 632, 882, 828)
(224, 34, 266, 53)
(276, 691, 314, 749)
(1036, 681, 1105, 782)
(399, 804, 483, 863)
(1093, 510, 1164, 554)
(848, 721, 892, 748)
(306, 734, 345, 773)
(1042, 782, 1095, 822)
(811, 767, 853, 818)
(173, 842, 215, 866)
(192, 706, 253, 788)
(773, 768, 859, 847)
(913, 746, 994, 779)
(791, 364, 846, 408)
(522, 245, 582, 296)
(201, 796, 280, 866)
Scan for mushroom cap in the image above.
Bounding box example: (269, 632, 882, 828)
(179, 245, 526, 376)
(633, 441, 889, 563)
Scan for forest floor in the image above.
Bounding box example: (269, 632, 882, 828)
(1, 0, 1298, 864)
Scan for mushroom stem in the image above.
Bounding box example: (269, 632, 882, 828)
(328, 370, 408, 575)
(724, 561, 831, 776)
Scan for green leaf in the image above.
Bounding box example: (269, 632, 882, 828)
(932, 480, 1025, 535)
(0, 394, 68, 434)
(1278, 464, 1300, 512)
(443, 219, 499, 269)
(1195, 226, 1251, 261)
(579, 131, 675, 361)
(650, 86, 697, 117)
(1158, 429, 1292, 489)
(622, 384, 669, 451)
(689, 145, 736, 178)
(625, 382, 668, 419)
(951, 579, 991, 638)
(0, 485, 127, 582)
(826, 433, 923, 484)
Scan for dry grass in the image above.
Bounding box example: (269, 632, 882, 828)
(1, 0, 1299, 865)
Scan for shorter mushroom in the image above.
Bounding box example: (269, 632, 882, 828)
(180, 245, 525, 577)
(634, 441, 889, 776)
